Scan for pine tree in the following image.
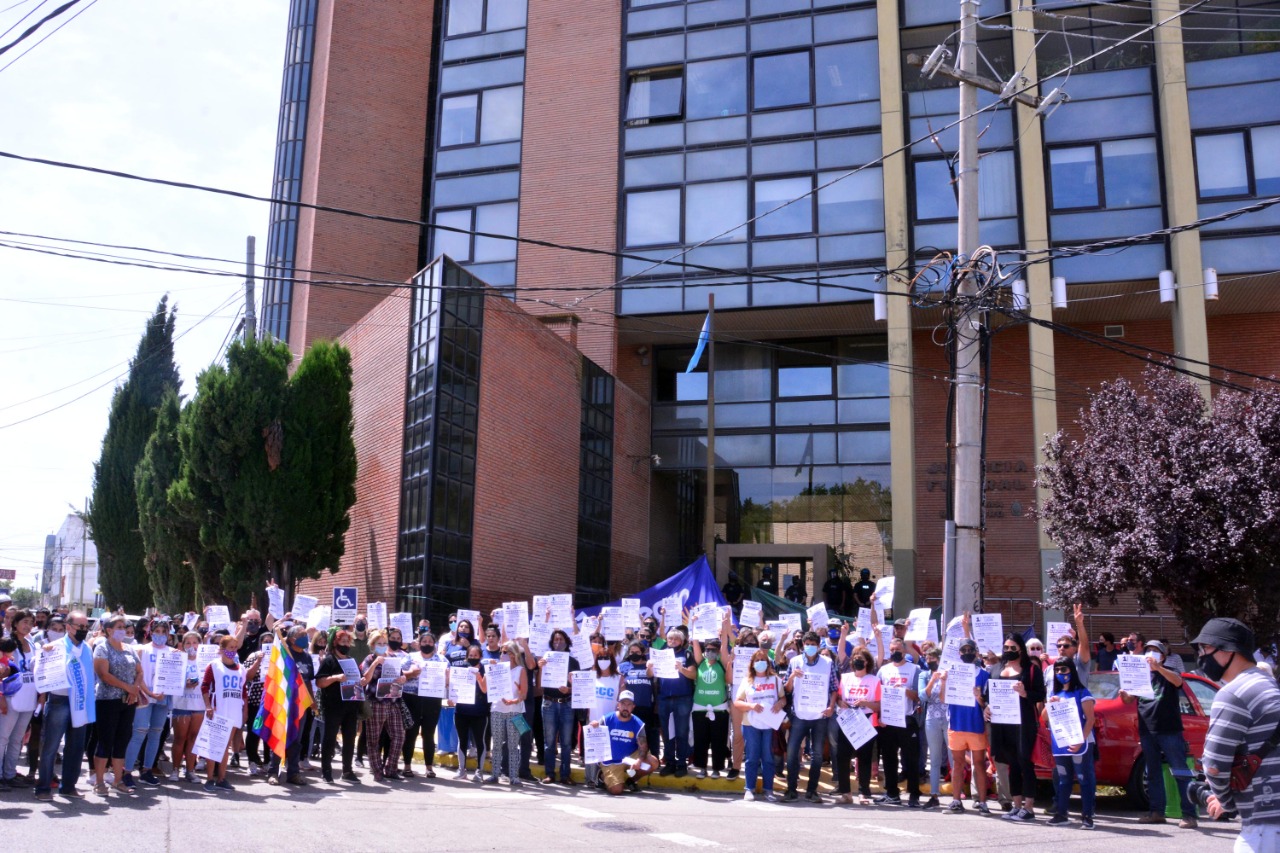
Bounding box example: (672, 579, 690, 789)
(88, 297, 181, 611)
(135, 390, 197, 613)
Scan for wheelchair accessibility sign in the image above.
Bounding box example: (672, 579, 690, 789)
(333, 586, 359, 624)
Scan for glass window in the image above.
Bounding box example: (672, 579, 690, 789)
(753, 51, 811, 110)
(687, 57, 748, 120)
(838, 430, 890, 464)
(447, 0, 483, 35)
(1049, 146, 1101, 209)
(913, 159, 957, 220)
(754, 176, 814, 236)
(686, 181, 748, 243)
(480, 86, 523, 142)
(776, 432, 837, 466)
(434, 209, 473, 262)
(777, 343, 833, 398)
(817, 168, 883, 233)
(979, 150, 1018, 218)
(815, 41, 878, 106)
(1195, 133, 1248, 198)
(626, 188, 682, 246)
(485, 0, 527, 31)
(473, 202, 518, 262)
(1101, 138, 1160, 208)
(1252, 126, 1280, 195)
(626, 70, 683, 122)
(440, 94, 479, 146)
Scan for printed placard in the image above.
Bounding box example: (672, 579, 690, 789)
(152, 648, 187, 695)
(987, 678, 1022, 725)
(650, 647, 678, 679)
(542, 651, 570, 689)
(972, 613, 1004, 654)
(1117, 654, 1156, 699)
(1046, 620, 1074, 645)
(389, 612, 414, 640)
(266, 586, 285, 620)
(503, 601, 530, 639)
(193, 713, 234, 761)
(904, 607, 932, 643)
(836, 707, 877, 749)
(366, 602, 388, 631)
(292, 595, 318, 622)
(35, 644, 69, 692)
(456, 609, 483, 633)
(571, 669, 595, 709)
(739, 600, 763, 629)
(806, 602, 831, 633)
(417, 660, 448, 699)
(449, 666, 477, 705)
(621, 598, 642, 629)
(943, 662, 977, 707)
(486, 661, 514, 704)
(584, 724, 611, 764)
(881, 684, 907, 727)
(600, 607, 626, 642)
(1048, 696, 1085, 747)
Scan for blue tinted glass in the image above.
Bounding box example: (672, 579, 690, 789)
(755, 176, 814, 236)
(440, 94, 478, 146)
(1049, 146, 1100, 209)
(914, 160, 958, 220)
(838, 430, 890, 464)
(1254, 126, 1280, 195)
(818, 169, 883, 233)
(776, 432, 837, 466)
(1195, 133, 1248, 198)
(626, 72, 684, 120)
(778, 366, 832, 397)
(626, 188, 682, 246)
(753, 52, 811, 110)
(1101, 138, 1159, 207)
(688, 57, 748, 119)
(815, 41, 878, 105)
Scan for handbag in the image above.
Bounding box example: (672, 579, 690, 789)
(1230, 717, 1280, 792)
(513, 713, 532, 736)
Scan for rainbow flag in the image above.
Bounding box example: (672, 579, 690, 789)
(253, 641, 313, 760)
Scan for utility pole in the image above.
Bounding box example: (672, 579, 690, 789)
(949, 0, 984, 623)
(703, 294, 716, 569)
(244, 235, 257, 342)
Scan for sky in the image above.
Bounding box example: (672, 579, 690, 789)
(0, 0, 290, 590)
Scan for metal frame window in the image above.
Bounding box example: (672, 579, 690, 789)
(445, 0, 528, 37)
(1047, 137, 1161, 212)
(752, 50, 813, 111)
(1033, 1, 1155, 76)
(576, 358, 615, 607)
(754, 174, 816, 237)
(439, 85, 524, 147)
(431, 202, 520, 265)
(626, 68, 685, 124)
(1182, 0, 1280, 62)
(1047, 144, 1103, 210)
(1194, 125, 1280, 200)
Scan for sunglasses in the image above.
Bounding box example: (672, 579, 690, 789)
(1056, 642, 1075, 649)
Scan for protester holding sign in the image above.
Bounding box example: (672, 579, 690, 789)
(835, 647, 881, 805)
(91, 614, 143, 796)
(690, 635, 731, 779)
(0, 610, 36, 789)
(123, 618, 176, 787)
(402, 632, 444, 780)
(1118, 640, 1196, 827)
(171, 631, 207, 783)
(986, 633, 1044, 822)
(359, 629, 408, 782)
(451, 645, 490, 782)
(650, 626, 696, 778)
(617, 639, 657, 779)
(935, 637, 991, 815)
(734, 649, 785, 801)
(783, 630, 837, 803)
(315, 629, 361, 783)
(200, 635, 247, 793)
(538, 629, 579, 785)
(1044, 656, 1096, 828)
(485, 642, 528, 786)
(875, 635, 922, 806)
(918, 646, 947, 809)
(587, 691, 653, 794)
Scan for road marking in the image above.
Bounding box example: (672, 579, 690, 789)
(649, 832, 721, 848)
(447, 791, 536, 801)
(842, 823, 928, 838)
(549, 803, 614, 819)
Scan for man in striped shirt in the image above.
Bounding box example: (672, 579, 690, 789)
(1193, 617, 1280, 850)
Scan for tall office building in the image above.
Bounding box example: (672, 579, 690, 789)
(267, 0, 1280, 635)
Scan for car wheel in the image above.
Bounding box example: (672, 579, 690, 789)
(1127, 758, 1150, 810)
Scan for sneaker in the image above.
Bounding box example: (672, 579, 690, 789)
(184, 770, 196, 783)
(195, 759, 206, 772)
(692, 767, 707, 779)
(874, 794, 902, 806)
(472, 772, 485, 783)
(1013, 807, 1037, 822)
(455, 767, 468, 780)
(248, 764, 262, 777)
(510, 779, 523, 788)
(1179, 816, 1199, 829)
(168, 769, 179, 782)
(35, 790, 53, 802)
(482, 775, 500, 784)
(743, 790, 755, 801)
(907, 797, 921, 809)
(976, 802, 992, 816)
(215, 779, 234, 792)
(1137, 812, 1166, 825)
(342, 771, 361, 783)
(138, 772, 161, 787)
(1081, 816, 1095, 830)
(726, 768, 740, 780)
(782, 790, 798, 802)
(805, 791, 824, 804)
(922, 796, 940, 809)
(121, 773, 136, 790)
(322, 772, 334, 784)
(674, 767, 687, 778)
(947, 800, 966, 814)
(7, 776, 30, 789)
(355, 757, 366, 768)
(659, 766, 675, 777)
(1046, 814, 1069, 826)
(765, 792, 780, 803)
(203, 780, 218, 794)
(229, 754, 242, 769)
(709, 769, 721, 779)
(1000, 800, 1014, 812)
(299, 759, 314, 771)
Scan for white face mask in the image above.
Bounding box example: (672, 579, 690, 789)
(1146, 651, 1163, 664)
(48, 629, 66, 642)
(111, 629, 127, 642)
(152, 635, 168, 646)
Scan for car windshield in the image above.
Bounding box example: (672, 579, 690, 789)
(1087, 672, 1121, 700)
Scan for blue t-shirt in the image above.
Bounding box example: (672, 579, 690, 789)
(603, 712, 645, 764)
(619, 660, 654, 708)
(657, 646, 695, 698)
(945, 667, 990, 734)
(1049, 686, 1094, 755)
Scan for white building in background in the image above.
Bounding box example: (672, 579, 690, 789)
(52, 513, 98, 610)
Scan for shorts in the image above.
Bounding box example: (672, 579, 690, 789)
(172, 709, 199, 718)
(948, 729, 988, 752)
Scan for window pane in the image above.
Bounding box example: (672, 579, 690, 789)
(448, 0, 483, 35)
(626, 72, 684, 121)
(686, 181, 748, 243)
(914, 159, 957, 220)
(687, 57, 747, 120)
(776, 432, 837, 466)
(837, 362, 887, 397)
(1102, 137, 1160, 208)
(473, 202, 518, 262)
(979, 150, 1018, 218)
(626, 188, 682, 246)
(434, 209, 473, 262)
(1195, 133, 1248, 198)
(815, 41, 878, 105)
(480, 85, 523, 142)
(753, 52, 811, 110)
(1049, 146, 1100, 209)
(818, 168, 883, 233)
(1254, 126, 1280, 195)
(838, 430, 890, 464)
(755, 176, 814, 236)
(485, 0, 527, 31)
(441, 94, 479, 146)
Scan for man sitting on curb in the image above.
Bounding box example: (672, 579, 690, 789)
(589, 691, 655, 794)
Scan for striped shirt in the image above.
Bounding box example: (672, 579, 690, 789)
(1203, 668, 1280, 825)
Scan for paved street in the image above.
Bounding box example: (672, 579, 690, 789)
(0, 770, 1240, 851)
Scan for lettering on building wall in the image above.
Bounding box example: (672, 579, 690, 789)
(924, 460, 1032, 519)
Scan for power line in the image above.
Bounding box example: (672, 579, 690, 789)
(0, 0, 80, 56)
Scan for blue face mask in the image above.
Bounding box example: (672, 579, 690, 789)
(449, 621, 457, 632)
(827, 629, 840, 641)
(804, 645, 819, 658)
(1055, 673, 1071, 686)
(753, 660, 768, 673)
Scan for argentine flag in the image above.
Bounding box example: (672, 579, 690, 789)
(684, 313, 711, 373)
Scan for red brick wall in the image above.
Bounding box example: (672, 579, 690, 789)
(296, 288, 411, 609)
(515, 0, 622, 373)
(1208, 312, 1280, 385)
(612, 378, 656, 590)
(289, 0, 434, 356)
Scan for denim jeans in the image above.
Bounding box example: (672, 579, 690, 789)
(124, 697, 171, 772)
(1053, 751, 1096, 818)
(1237, 824, 1280, 853)
(925, 715, 948, 796)
(786, 715, 829, 795)
(542, 700, 575, 781)
(0, 708, 34, 780)
(660, 694, 693, 770)
(1141, 730, 1194, 817)
(742, 725, 775, 792)
(37, 697, 86, 795)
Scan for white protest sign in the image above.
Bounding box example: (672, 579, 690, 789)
(457, 609, 483, 633)
(529, 622, 552, 657)
(650, 647, 678, 679)
(806, 602, 831, 632)
(855, 608, 873, 639)
(196, 644, 220, 674)
(946, 615, 965, 640)
(486, 661, 514, 704)
(503, 601, 530, 639)
(904, 607, 932, 642)
(532, 595, 550, 624)
(765, 620, 789, 638)
(690, 603, 720, 641)
(1046, 620, 1074, 644)
(571, 669, 595, 709)
(881, 684, 907, 727)
(940, 636, 964, 670)
(657, 595, 682, 624)
(926, 619, 939, 645)
(796, 672, 829, 717)
(584, 724, 611, 764)
(872, 575, 895, 608)
(943, 662, 977, 707)
(449, 666, 476, 705)
(987, 678, 1022, 725)
(836, 707, 878, 749)
(621, 598, 642, 629)
(418, 660, 448, 698)
(338, 657, 361, 681)
(549, 595, 575, 630)
(972, 613, 1004, 654)
(266, 586, 285, 620)
(733, 646, 754, 684)
(366, 602, 388, 631)
(306, 605, 331, 633)
(205, 605, 231, 632)
(35, 644, 69, 692)
(600, 607, 626, 642)
(389, 612, 414, 640)
(292, 595, 318, 622)
(739, 599, 763, 629)
(193, 713, 234, 762)
(1117, 654, 1156, 699)
(152, 648, 187, 695)
(542, 651, 570, 689)
(1047, 696, 1085, 747)
(780, 612, 803, 637)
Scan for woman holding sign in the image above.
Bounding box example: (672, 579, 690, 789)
(315, 629, 362, 783)
(452, 645, 490, 782)
(986, 633, 1044, 822)
(1043, 656, 1097, 829)
(91, 614, 143, 796)
(835, 648, 881, 805)
(734, 649, 785, 801)
(0, 610, 37, 790)
(171, 631, 206, 783)
(402, 632, 443, 779)
(359, 629, 409, 782)
(539, 629, 580, 785)
(485, 641, 528, 786)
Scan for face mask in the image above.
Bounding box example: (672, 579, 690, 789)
(152, 634, 168, 646)
(890, 650, 904, 664)
(1199, 651, 1231, 681)
(186, 646, 198, 658)
(355, 622, 367, 633)
(828, 629, 840, 640)
(422, 645, 435, 655)
(1002, 650, 1020, 662)
(960, 652, 977, 664)
(753, 660, 769, 673)
(389, 640, 402, 651)
(803, 645, 818, 658)
(335, 644, 351, 656)
(48, 629, 66, 642)
(73, 627, 88, 643)
(852, 659, 867, 672)
(111, 629, 127, 642)
(246, 621, 261, 633)
(1145, 651, 1162, 664)
(1055, 673, 1071, 685)
(374, 645, 388, 656)
(705, 652, 719, 662)
(468, 659, 481, 668)
(629, 653, 645, 663)
(223, 650, 238, 660)
(449, 621, 457, 632)
(457, 631, 471, 640)
(927, 660, 939, 672)
(598, 658, 612, 669)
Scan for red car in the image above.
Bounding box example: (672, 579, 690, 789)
(1032, 670, 1219, 807)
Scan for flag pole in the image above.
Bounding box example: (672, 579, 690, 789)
(703, 294, 716, 568)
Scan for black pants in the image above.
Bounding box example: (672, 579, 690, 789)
(527, 697, 544, 763)
(692, 709, 729, 772)
(634, 705, 659, 760)
(880, 719, 921, 800)
(990, 721, 1039, 798)
(27, 713, 43, 773)
(321, 702, 361, 776)
(835, 729, 876, 795)
(94, 698, 136, 760)
(268, 711, 310, 778)
(402, 694, 443, 768)
(456, 713, 489, 769)
(244, 703, 266, 765)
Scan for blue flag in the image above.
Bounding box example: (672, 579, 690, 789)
(685, 313, 711, 373)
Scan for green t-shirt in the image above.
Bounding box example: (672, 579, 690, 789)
(650, 637, 666, 650)
(693, 659, 727, 706)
